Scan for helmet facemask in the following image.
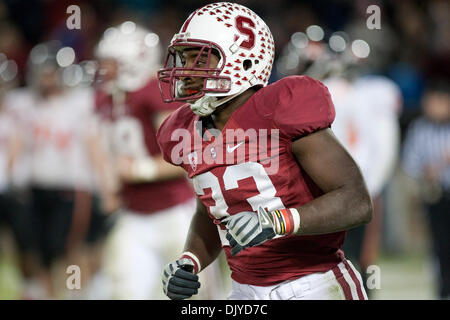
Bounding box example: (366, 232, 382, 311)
(158, 39, 232, 104)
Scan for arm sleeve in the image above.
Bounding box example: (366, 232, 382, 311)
(270, 76, 336, 140)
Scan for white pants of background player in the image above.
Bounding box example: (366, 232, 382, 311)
(228, 260, 368, 300)
(103, 199, 225, 299)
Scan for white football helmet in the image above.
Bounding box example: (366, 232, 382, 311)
(95, 21, 162, 92)
(158, 2, 275, 116)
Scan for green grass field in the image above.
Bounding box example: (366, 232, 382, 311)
(371, 253, 437, 300)
(0, 254, 22, 299)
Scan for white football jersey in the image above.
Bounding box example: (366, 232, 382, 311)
(325, 75, 402, 196)
(1, 89, 35, 190)
(15, 87, 98, 191)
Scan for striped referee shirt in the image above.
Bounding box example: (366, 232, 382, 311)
(402, 117, 450, 190)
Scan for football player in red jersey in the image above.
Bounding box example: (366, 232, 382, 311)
(94, 22, 224, 299)
(157, 3, 373, 300)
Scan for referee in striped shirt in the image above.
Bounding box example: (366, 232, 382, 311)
(402, 80, 450, 299)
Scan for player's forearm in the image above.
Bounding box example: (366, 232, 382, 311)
(183, 208, 223, 273)
(288, 128, 373, 236)
(294, 184, 373, 235)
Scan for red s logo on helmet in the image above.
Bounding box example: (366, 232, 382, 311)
(235, 16, 255, 50)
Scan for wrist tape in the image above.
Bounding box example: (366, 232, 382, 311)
(270, 208, 301, 235)
(180, 251, 201, 274)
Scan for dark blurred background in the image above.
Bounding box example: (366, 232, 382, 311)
(1, 0, 449, 135)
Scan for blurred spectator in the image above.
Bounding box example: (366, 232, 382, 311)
(402, 79, 450, 299)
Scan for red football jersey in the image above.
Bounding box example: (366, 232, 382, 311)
(95, 78, 194, 213)
(157, 76, 346, 286)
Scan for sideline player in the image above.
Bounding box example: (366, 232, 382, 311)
(94, 22, 224, 299)
(157, 2, 372, 300)
(0, 55, 39, 299)
(7, 42, 118, 298)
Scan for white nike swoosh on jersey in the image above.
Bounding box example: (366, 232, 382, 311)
(226, 142, 244, 153)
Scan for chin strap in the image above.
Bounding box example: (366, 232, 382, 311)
(189, 93, 239, 116)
